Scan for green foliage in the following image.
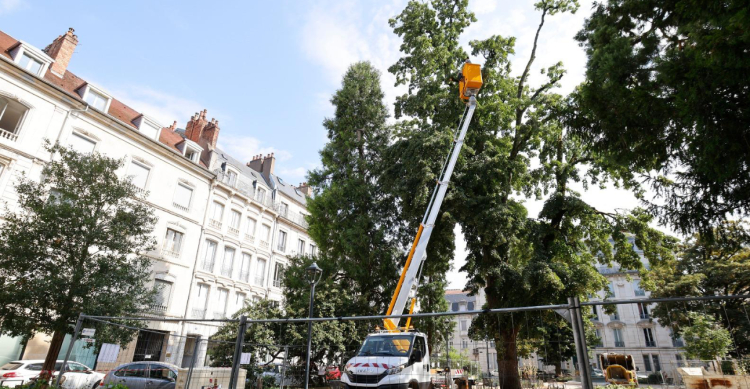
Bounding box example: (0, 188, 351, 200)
(681, 312, 734, 361)
(572, 0, 750, 233)
(0, 142, 157, 372)
(644, 221, 750, 357)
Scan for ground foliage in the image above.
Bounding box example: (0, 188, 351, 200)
(0, 142, 157, 376)
(385, 1, 675, 389)
(572, 0, 750, 234)
(643, 221, 750, 358)
(680, 312, 734, 361)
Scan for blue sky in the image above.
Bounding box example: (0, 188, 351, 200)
(1, 0, 649, 288)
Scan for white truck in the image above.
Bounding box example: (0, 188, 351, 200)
(339, 62, 483, 389)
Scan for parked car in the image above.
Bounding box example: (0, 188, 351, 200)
(1, 360, 103, 389)
(102, 362, 178, 389)
(590, 368, 605, 379)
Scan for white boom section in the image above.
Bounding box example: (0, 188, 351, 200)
(386, 96, 478, 330)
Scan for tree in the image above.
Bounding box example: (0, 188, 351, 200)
(681, 312, 733, 361)
(0, 143, 157, 378)
(293, 62, 403, 365)
(572, 0, 750, 234)
(644, 221, 750, 357)
(386, 2, 675, 389)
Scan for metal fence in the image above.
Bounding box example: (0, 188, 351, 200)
(55, 294, 749, 389)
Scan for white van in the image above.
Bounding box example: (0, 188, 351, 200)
(341, 332, 430, 389)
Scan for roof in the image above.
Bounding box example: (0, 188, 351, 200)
(269, 174, 307, 206)
(215, 147, 266, 185)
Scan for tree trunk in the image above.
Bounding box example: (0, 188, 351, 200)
(555, 361, 562, 376)
(40, 330, 66, 384)
(496, 327, 521, 389)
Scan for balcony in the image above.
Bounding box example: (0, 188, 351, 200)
(279, 209, 310, 229)
(213, 312, 227, 320)
(645, 340, 657, 347)
(216, 171, 256, 199)
(220, 265, 233, 278)
(228, 226, 240, 237)
(244, 234, 255, 244)
(240, 271, 250, 283)
(640, 313, 651, 320)
(610, 314, 620, 321)
(254, 275, 265, 286)
(634, 289, 646, 296)
(191, 308, 206, 319)
(273, 279, 282, 288)
(149, 304, 167, 314)
(0, 128, 18, 142)
(672, 338, 685, 347)
(173, 202, 189, 212)
(259, 240, 270, 250)
(277, 243, 286, 253)
(162, 248, 180, 259)
(209, 219, 222, 230)
(200, 260, 215, 272)
(614, 341, 625, 347)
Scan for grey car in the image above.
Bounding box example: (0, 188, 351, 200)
(102, 362, 178, 389)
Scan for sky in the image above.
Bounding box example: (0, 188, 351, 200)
(1, 0, 650, 289)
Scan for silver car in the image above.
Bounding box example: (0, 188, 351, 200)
(102, 362, 178, 389)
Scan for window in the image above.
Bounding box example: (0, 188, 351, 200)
(201, 240, 218, 271)
(239, 253, 252, 282)
(69, 132, 96, 153)
(224, 170, 237, 186)
(261, 225, 271, 242)
(643, 328, 656, 347)
(154, 280, 172, 308)
(607, 282, 616, 297)
(185, 149, 198, 162)
(216, 288, 229, 317)
(460, 320, 468, 331)
(633, 280, 646, 296)
(652, 355, 661, 371)
(255, 258, 266, 285)
(414, 336, 426, 359)
(173, 183, 193, 211)
(676, 354, 684, 367)
(452, 302, 459, 312)
(609, 306, 620, 321)
(279, 202, 288, 216)
(273, 262, 284, 287)
(459, 303, 467, 311)
(277, 230, 287, 251)
(0, 96, 29, 136)
(256, 188, 267, 203)
(236, 292, 246, 308)
(84, 89, 108, 111)
(163, 228, 183, 257)
(246, 218, 257, 236)
(230, 210, 241, 230)
(643, 355, 652, 371)
(128, 161, 150, 190)
(591, 306, 599, 320)
(595, 329, 603, 347)
(194, 284, 209, 318)
(298, 239, 305, 255)
(310, 244, 317, 257)
(613, 328, 624, 347)
(211, 201, 225, 221)
(19, 52, 43, 75)
(149, 365, 176, 381)
(221, 247, 236, 277)
(462, 340, 468, 349)
(638, 303, 650, 319)
(467, 302, 474, 311)
(122, 363, 148, 378)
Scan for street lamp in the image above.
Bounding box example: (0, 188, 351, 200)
(304, 262, 323, 389)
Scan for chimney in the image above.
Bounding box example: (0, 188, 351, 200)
(184, 110, 220, 150)
(296, 182, 313, 197)
(165, 121, 177, 132)
(43, 28, 78, 77)
(246, 153, 276, 182)
(202, 117, 220, 150)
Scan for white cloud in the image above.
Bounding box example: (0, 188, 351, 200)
(108, 85, 219, 128)
(0, 0, 24, 15)
(217, 134, 293, 165)
(471, 0, 498, 15)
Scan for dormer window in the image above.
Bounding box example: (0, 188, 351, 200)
(77, 84, 112, 113)
(9, 42, 53, 77)
(185, 150, 198, 162)
(179, 139, 203, 164)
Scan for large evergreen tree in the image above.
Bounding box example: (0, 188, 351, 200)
(572, 0, 750, 234)
(0, 143, 157, 377)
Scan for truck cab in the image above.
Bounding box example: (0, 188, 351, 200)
(342, 332, 430, 389)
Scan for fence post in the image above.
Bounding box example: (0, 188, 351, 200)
(568, 297, 593, 389)
(185, 336, 201, 389)
(229, 316, 248, 389)
(56, 313, 84, 388)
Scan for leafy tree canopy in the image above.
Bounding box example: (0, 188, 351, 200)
(682, 312, 734, 361)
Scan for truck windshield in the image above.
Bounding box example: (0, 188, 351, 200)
(357, 335, 413, 357)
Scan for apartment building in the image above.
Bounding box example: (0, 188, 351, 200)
(444, 290, 498, 375)
(0, 28, 312, 367)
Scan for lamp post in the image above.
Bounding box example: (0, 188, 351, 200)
(304, 262, 323, 389)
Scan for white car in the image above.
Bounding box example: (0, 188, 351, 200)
(0, 360, 104, 389)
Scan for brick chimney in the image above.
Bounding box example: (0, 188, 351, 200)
(246, 153, 276, 182)
(184, 109, 220, 150)
(296, 182, 313, 197)
(43, 28, 78, 77)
